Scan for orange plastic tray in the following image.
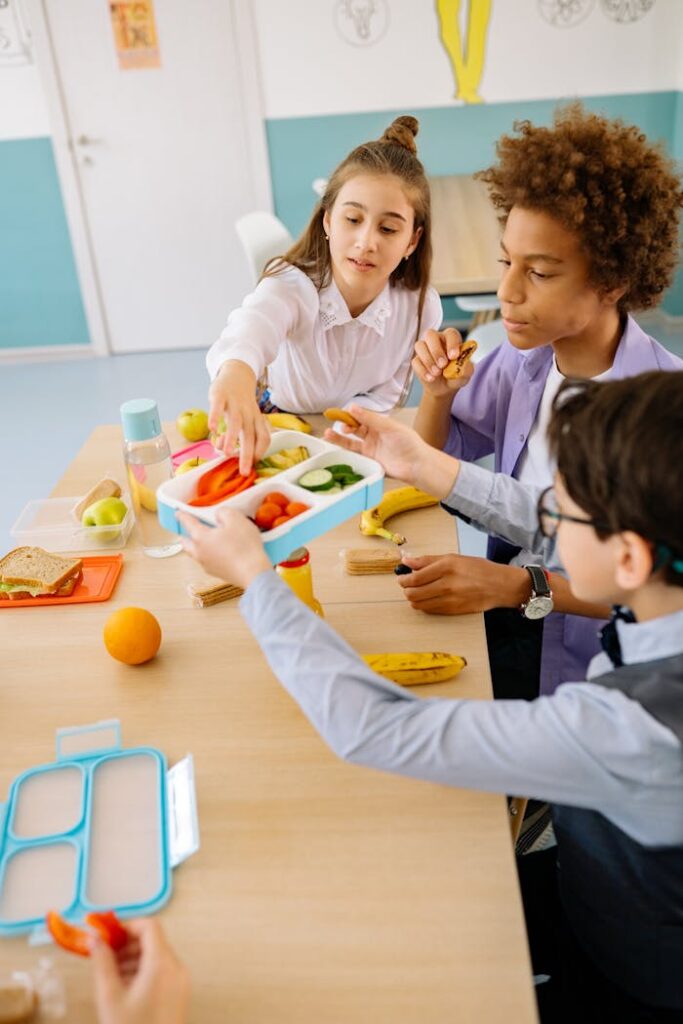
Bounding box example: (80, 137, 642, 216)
(0, 555, 123, 609)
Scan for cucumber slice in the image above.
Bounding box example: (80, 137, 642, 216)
(325, 464, 355, 477)
(338, 473, 364, 486)
(325, 484, 343, 494)
(298, 468, 335, 491)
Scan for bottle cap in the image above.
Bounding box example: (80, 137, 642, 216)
(278, 547, 309, 569)
(120, 398, 162, 442)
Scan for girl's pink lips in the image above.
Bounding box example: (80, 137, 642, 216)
(348, 257, 376, 271)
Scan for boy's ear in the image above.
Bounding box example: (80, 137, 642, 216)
(614, 531, 654, 591)
(602, 284, 627, 307)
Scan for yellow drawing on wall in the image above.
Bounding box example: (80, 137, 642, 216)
(436, 0, 492, 104)
(109, 1, 161, 71)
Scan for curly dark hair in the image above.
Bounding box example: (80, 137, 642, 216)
(476, 103, 683, 311)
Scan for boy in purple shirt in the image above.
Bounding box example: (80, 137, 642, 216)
(409, 103, 683, 698)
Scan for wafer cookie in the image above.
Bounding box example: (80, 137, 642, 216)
(187, 581, 244, 607)
(344, 548, 401, 575)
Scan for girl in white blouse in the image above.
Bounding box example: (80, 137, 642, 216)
(206, 115, 442, 472)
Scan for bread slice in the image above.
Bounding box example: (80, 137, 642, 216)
(0, 547, 83, 593)
(345, 548, 401, 575)
(72, 477, 122, 521)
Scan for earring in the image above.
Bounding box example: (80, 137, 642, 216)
(404, 254, 409, 261)
(325, 234, 329, 241)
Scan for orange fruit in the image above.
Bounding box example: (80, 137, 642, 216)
(103, 607, 162, 666)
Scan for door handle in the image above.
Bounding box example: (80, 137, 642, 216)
(75, 134, 103, 146)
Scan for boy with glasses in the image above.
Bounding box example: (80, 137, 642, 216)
(180, 371, 683, 1022)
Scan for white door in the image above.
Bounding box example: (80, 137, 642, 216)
(28, 0, 269, 353)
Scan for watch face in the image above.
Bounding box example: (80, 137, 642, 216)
(524, 596, 554, 620)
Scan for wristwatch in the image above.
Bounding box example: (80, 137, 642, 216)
(520, 565, 554, 620)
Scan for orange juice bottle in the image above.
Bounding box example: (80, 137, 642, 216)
(276, 548, 324, 617)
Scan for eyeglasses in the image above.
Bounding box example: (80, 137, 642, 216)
(536, 486, 611, 540)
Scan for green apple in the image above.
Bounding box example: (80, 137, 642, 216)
(82, 496, 128, 542)
(175, 457, 208, 475)
(177, 408, 209, 442)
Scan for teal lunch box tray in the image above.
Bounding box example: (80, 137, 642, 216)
(157, 428, 385, 564)
(0, 720, 198, 941)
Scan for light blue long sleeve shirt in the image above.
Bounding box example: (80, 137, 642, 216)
(240, 571, 683, 849)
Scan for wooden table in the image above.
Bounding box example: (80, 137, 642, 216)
(430, 174, 502, 296)
(0, 415, 536, 1023)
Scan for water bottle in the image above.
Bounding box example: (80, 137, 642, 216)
(120, 398, 182, 558)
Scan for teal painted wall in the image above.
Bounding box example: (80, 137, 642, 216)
(266, 91, 682, 316)
(0, 138, 90, 349)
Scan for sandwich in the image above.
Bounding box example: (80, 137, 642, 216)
(0, 547, 83, 601)
(443, 339, 478, 380)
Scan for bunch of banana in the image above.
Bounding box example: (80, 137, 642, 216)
(359, 486, 440, 545)
(363, 652, 467, 686)
(266, 412, 313, 434)
(256, 446, 310, 478)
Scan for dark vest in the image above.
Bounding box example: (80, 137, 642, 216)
(552, 652, 683, 1009)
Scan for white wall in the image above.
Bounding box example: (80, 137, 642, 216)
(253, 0, 683, 119)
(0, 64, 51, 140)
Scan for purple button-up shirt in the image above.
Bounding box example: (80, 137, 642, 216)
(443, 315, 683, 694)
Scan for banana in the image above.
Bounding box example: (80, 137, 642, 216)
(359, 487, 440, 545)
(266, 412, 313, 434)
(363, 652, 467, 686)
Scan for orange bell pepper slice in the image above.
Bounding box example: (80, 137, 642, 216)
(86, 910, 129, 951)
(196, 457, 239, 497)
(46, 909, 129, 957)
(187, 468, 256, 507)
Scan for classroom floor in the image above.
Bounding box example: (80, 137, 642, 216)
(3, 316, 683, 555)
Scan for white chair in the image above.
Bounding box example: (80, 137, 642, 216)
(235, 211, 294, 287)
(455, 293, 501, 328)
(466, 314, 507, 361)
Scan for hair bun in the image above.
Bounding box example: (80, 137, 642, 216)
(379, 115, 419, 155)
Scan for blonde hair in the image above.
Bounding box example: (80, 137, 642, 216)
(264, 115, 432, 338)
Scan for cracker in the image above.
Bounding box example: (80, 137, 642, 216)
(344, 548, 401, 575)
(443, 340, 478, 380)
(323, 407, 360, 429)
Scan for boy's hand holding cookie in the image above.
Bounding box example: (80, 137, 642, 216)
(412, 328, 476, 397)
(177, 509, 271, 591)
(325, 404, 460, 499)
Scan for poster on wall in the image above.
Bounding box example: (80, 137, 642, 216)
(109, 0, 161, 70)
(0, 0, 32, 66)
(436, 0, 493, 105)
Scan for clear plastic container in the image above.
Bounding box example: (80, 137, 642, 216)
(10, 496, 134, 552)
(120, 399, 182, 558)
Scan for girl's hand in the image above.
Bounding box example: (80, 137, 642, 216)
(397, 554, 529, 614)
(91, 918, 190, 1024)
(208, 361, 272, 475)
(324, 404, 460, 499)
(177, 508, 271, 591)
(412, 328, 475, 398)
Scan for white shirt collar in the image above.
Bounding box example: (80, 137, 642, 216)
(319, 277, 392, 337)
(587, 607, 683, 680)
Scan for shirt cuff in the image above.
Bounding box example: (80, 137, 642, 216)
(240, 569, 297, 628)
(206, 344, 264, 382)
(443, 460, 495, 520)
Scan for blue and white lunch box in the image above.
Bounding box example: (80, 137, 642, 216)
(157, 429, 385, 564)
(0, 720, 198, 941)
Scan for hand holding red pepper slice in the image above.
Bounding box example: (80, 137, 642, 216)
(46, 909, 129, 957)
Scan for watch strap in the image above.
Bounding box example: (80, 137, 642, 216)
(524, 564, 550, 598)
